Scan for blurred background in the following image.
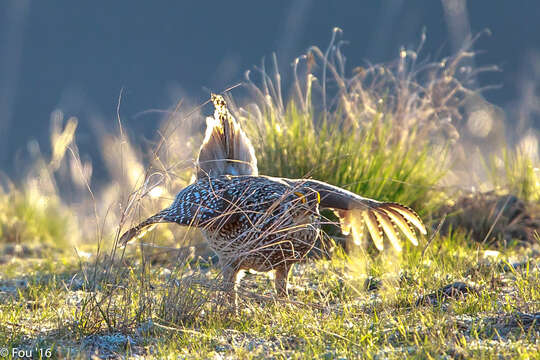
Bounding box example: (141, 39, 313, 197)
(1, 0, 539, 180)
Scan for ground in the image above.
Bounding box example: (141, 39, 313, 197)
(0, 232, 538, 359)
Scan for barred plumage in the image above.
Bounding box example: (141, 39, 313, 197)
(119, 94, 427, 299)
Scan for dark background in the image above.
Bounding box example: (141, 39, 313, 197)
(1, 0, 539, 177)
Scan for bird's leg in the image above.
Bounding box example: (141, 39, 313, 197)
(221, 262, 240, 310)
(274, 263, 292, 298)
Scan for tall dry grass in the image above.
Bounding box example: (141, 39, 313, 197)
(229, 29, 491, 217)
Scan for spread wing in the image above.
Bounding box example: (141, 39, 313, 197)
(284, 178, 427, 251)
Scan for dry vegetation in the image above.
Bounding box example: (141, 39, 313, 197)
(0, 30, 539, 359)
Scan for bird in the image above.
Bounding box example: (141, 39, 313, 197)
(119, 94, 427, 300)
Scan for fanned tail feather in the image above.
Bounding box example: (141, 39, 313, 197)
(196, 94, 258, 179)
(339, 203, 426, 251)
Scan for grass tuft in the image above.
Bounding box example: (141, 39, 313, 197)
(0, 185, 76, 249)
(487, 147, 540, 203)
(231, 32, 484, 217)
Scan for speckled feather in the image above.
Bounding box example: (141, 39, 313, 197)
(146, 175, 321, 272)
